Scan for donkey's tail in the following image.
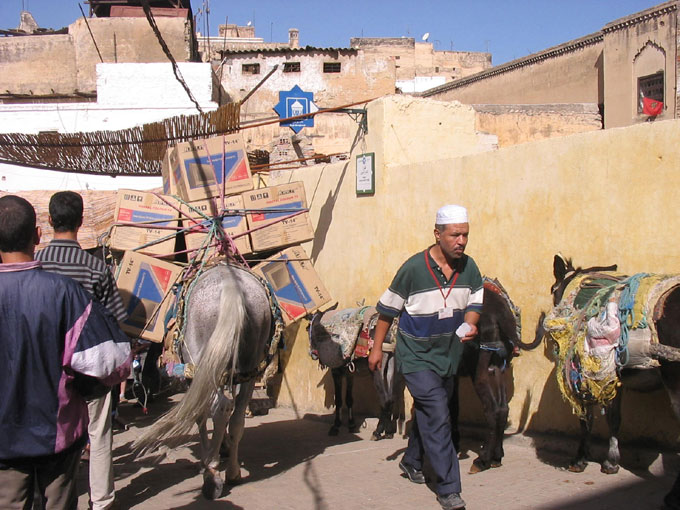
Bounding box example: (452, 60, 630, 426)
(134, 277, 246, 452)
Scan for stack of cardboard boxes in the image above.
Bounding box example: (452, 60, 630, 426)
(113, 133, 331, 341)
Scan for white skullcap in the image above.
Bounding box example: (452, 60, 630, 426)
(436, 204, 468, 225)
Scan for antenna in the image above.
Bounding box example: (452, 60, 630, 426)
(421, 32, 430, 42)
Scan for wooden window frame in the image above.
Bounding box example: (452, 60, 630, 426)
(323, 62, 341, 73)
(242, 63, 261, 75)
(283, 62, 301, 73)
(637, 71, 664, 113)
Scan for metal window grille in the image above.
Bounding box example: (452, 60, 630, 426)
(323, 62, 341, 73)
(638, 72, 664, 112)
(242, 63, 261, 75)
(283, 62, 301, 73)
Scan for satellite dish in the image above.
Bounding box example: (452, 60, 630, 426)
(246, 21, 252, 26)
(422, 32, 430, 41)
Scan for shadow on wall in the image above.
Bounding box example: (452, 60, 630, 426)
(315, 358, 381, 414)
(523, 333, 679, 472)
(267, 321, 302, 409)
(309, 122, 366, 265)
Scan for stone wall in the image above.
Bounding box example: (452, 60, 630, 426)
(0, 34, 77, 96)
(0, 16, 193, 98)
(264, 95, 680, 447)
(351, 37, 491, 86)
(473, 103, 602, 147)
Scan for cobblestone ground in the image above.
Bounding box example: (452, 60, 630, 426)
(76, 393, 679, 510)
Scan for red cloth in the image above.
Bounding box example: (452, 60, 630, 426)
(642, 97, 664, 116)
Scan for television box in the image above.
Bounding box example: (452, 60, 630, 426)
(168, 133, 253, 202)
(242, 182, 314, 252)
(160, 145, 180, 196)
(252, 245, 331, 326)
(110, 190, 179, 257)
(180, 195, 252, 257)
(116, 251, 182, 342)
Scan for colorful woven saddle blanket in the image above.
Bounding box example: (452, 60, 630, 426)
(309, 306, 398, 369)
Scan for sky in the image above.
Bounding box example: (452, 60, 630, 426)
(1, 0, 665, 65)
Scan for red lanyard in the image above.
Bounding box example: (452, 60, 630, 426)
(424, 249, 459, 308)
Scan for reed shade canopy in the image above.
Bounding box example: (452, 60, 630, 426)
(0, 189, 127, 250)
(0, 102, 240, 176)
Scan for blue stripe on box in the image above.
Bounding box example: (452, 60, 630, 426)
(128, 210, 175, 226)
(260, 201, 304, 220)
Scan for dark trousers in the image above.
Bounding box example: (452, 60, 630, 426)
(403, 369, 461, 496)
(0, 445, 81, 510)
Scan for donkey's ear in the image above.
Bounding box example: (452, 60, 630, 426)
(553, 253, 568, 282)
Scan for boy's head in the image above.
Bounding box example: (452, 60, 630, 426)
(0, 195, 38, 254)
(49, 191, 83, 233)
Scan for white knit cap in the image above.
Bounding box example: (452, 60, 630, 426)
(436, 205, 468, 225)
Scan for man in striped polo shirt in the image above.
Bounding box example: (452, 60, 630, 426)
(369, 205, 483, 510)
(36, 191, 128, 510)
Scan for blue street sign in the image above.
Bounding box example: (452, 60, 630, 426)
(273, 85, 318, 133)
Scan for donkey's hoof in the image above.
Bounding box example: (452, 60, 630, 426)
(600, 462, 619, 475)
(226, 474, 243, 486)
(328, 425, 339, 436)
(469, 459, 490, 474)
(371, 432, 381, 441)
(568, 461, 587, 473)
(202, 471, 224, 500)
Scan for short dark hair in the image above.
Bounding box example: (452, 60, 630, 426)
(0, 195, 37, 253)
(49, 191, 83, 232)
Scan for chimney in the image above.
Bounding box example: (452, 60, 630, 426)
(19, 11, 39, 34)
(288, 28, 299, 48)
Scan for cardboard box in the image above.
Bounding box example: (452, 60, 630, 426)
(180, 195, 252, 256)
(253, 245, 331, 325)
(167, 133, 253, 202)
(116, 251, 182, 342)
(110, 190, 179, 256)
(243, 182, 314, 252)
(160, 145, 179, 196)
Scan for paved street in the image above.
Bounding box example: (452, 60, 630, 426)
(77, 393, 679, 510)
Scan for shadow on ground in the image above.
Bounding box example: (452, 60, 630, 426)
(86, 398, 367, 508)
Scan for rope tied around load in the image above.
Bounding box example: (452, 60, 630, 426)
(545, 272, 680, 416)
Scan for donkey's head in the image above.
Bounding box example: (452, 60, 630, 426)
(550, 254, 617, 306)
(305, 303, 338, 361)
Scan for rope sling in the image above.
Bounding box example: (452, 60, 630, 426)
(103, 191, 287, 387)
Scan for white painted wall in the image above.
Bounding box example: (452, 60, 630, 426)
(0, 62, 217, 191)
(396, 76, 447, 93)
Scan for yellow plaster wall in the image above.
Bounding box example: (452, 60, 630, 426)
(267, 95, 680, 446)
